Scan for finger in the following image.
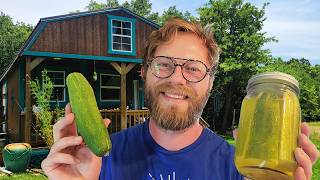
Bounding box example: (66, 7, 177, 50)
(301, 122, 311, 137)
(41, 152, 80, 172)
(295, 148, 312, 179)
(232, 129, 238, 140)
(103, 118, 111, 127)
(299, 133, 320, 164)
(294, 166, 307, 180)
(49, 136, 82, 156)
(53, 113, 76, 141)
(65, 103, 72, 115)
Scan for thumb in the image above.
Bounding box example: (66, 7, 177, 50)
(232, 129, 238, 140)
(103, 118, 111, 128)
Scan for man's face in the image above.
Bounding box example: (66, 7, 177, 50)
(144, 32, 213, 131)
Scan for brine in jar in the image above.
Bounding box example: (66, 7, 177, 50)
(235, 72, 301, 180)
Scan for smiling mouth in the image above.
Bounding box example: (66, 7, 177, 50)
(161, 92, 189, 100)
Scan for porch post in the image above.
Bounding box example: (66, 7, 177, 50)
(120, 63, 127, 130)
(111, 62, 136, 130)
(24, 57, 32, 143)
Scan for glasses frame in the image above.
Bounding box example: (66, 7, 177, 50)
(148, 55, 213, 83)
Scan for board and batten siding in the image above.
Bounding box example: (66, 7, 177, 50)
(6, 63, 23, 142)
(29, 12, 156, 59)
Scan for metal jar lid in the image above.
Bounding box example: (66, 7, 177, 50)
(247, 72, 300, 94)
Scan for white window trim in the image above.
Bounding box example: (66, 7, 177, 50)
(111, 19, 133, 53)
(2, 83, 7, 116)
(100, 73, 120, 102)
(46, 70, 66, 103)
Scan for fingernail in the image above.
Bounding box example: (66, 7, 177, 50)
(76, 136, 82, 141)
(295, 148, 302, 156)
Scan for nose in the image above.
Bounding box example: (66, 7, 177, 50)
(168, 65, 187, 85)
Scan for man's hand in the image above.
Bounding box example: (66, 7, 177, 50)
(41, 104, 111, 180)
(233, 123, 319, 180)
(295, 122, 319, 180)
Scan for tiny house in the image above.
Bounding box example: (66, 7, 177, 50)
(0, 7, 159, 146)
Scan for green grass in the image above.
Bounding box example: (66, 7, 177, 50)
(309, 121, 320, 127)
(224, 122, 320, 179)
(0, 172, 47, 180)
(223, 135, 236, 146)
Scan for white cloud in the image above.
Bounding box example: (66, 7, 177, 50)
(259, 0, 320, 64)
(263, 19, 320, 61)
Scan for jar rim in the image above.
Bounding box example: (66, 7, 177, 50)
(247, 72, 300, 94)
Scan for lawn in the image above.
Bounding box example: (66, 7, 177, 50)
(225, 121, 320, 180)
(0, 169, 47, 180)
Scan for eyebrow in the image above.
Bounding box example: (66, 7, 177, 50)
(156, 55, 201, 62)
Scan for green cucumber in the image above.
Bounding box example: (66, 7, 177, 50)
(66, 72, 111, 156)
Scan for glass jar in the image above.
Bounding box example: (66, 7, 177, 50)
(235, 72, 301, 180)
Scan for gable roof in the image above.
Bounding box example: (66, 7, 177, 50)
(0, 7, 160, 82)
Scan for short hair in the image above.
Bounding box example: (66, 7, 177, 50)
(142, 18, 221, 78)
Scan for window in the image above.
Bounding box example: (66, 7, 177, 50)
(107, 15, 136, 56)
(1, 83, 7, 118)
(46, 71, 65, 102)
(100, 74, 120, 101)
(112, 20, 132, 52)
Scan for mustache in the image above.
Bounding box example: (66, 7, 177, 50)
(154, 82, 197, 99)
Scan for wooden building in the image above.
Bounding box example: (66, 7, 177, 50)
(0, 7, 159, 146)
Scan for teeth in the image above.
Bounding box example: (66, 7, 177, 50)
(164, 92, 186, 99)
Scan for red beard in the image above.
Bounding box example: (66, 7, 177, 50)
(144, 81, 210, 131)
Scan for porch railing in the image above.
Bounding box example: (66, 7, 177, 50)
(28, 109, 209, 146)
(99, 109, 209, 133)
(100, 109, 150, 133)
(28, 109, 150, 146)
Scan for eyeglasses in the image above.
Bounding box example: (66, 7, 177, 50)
(148, 56, 213, 83)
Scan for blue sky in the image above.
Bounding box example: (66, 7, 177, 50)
(0, 0, 319, 65)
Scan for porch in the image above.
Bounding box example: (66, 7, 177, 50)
(22, 57, 145, 145)
(28, 109, 150, 146)
(28, 108, 209, 147)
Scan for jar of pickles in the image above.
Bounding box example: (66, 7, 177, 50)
(235, 72, 301, 180)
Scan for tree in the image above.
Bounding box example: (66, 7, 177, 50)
(84, 0, 160, 23)
(260, 58, 320, 121)
(86, 0, 119, 11)
(124, 0, 162, 23)
(83, 0, 195, 25)
(198, 0, 276, 133)
(85, 0, 152, 17)
(0, 12, 32, 77)
(310, 64, 320, 83)
(159, 6, 197, 25)
(126, 0, 152, 18)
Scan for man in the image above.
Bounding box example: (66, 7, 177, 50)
(42, 19, 319, 180)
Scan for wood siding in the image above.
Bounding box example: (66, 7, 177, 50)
(30, 11, 157, 59)
(7, 64, 22, 142)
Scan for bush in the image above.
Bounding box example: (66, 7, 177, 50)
(28, 70, 63, 147)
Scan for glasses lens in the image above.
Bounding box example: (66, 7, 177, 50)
(183, 61, 207, 82)
(150, 57, 174, 78)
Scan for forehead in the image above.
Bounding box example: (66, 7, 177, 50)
(154, 32, 209, 65)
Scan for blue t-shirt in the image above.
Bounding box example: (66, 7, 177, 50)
(100, 121, 243, 180)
